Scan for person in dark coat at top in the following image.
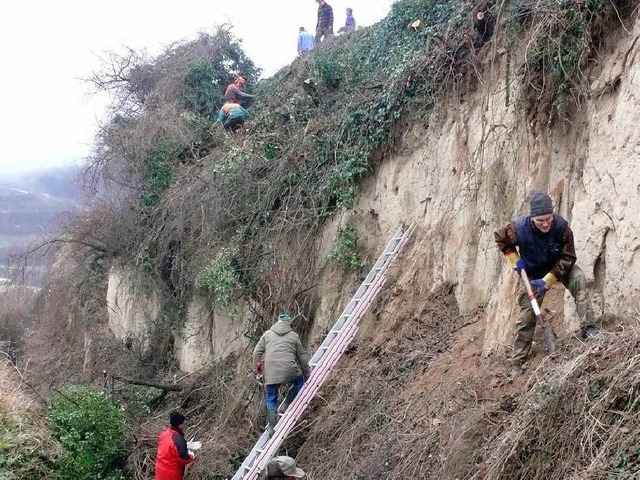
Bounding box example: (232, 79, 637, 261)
(315, 0, 334, 44)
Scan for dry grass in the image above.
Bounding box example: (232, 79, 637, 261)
(0, 359, 60, 479)
(478, 321, 640, 479)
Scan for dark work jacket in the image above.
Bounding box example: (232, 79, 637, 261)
(514, 214, 568, 279)
(317, 2, 334, 28)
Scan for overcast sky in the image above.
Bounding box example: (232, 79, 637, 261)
(0, 0, 394, 175)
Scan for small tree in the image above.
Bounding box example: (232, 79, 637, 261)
(46, 385, 128, 479)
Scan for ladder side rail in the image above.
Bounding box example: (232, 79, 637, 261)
(311, 237, 397, 363)
(308, 226, 408, 367)
(309, 270, 388, 368)
(309, 277, 382, 366)
(347, 226, 403, 298)
(231, 431, 271, 480)
(244, 276, 387, 480)
(348, 227, 405, 301)
(237, 223, 415, 479)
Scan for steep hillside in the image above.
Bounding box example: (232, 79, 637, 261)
(12, 0, 640, 479)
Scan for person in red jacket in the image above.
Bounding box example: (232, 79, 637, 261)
(155, 411, 195, 480)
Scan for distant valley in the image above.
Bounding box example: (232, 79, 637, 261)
(0, 165, 82, 282)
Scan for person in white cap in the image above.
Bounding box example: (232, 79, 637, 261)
(253, 312, 311, 436)
(261, 456, 306, 479)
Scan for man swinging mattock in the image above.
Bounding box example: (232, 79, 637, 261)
(494, 192, 598, 377)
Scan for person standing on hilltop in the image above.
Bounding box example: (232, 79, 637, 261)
(315, 0, 334, 44)
(298, 27, 316, 55)
(224, 76, 255, 105)
(253, 313, 311, 436)
(494, 192, 598, 378)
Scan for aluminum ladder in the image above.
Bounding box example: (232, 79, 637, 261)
(231, 222, 416, 480)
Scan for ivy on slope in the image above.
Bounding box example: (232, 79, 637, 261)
(82, 0, 627, 342)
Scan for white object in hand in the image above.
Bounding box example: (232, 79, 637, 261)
(187, 441, 202, 451)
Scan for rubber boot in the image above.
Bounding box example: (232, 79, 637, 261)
(266, 408, 278, 437)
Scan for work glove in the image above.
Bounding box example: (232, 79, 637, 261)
(513, 258, 526, 275)
(529, 278, 548, 299)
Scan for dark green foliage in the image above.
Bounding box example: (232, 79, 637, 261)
(195, 247, 241, 309)
(46, 385, 128, 480)
(325, 148, 370, 208)
(141, 143, 176, 207)
(314, 52, 343, 89)
(329, 223, 364, 270)
(184, 62, 219, 118)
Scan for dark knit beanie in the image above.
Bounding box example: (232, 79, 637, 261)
(529, 192, 553, 216)
(169, 410, 186, 428)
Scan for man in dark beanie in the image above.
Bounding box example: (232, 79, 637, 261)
(495, 192, 597, 377)
(155, 410, 195, 479)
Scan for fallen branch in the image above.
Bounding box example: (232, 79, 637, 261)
(111, 374, 183, 392)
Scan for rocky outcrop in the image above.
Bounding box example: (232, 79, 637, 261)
(106, 266, 247, 372)
(174, 297, 247, 372)
(106, 266, 160, 351)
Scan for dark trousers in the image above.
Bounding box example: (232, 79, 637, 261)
(224, 117, 244, 132)
(265, 375, 304, 410)
(315, 26, 333, 43)
(512, 264, 594, 365)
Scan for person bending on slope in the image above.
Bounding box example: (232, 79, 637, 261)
(218, 101, 250, 132)
(253, 313, 311, 436)
(494, 192, 597, 378)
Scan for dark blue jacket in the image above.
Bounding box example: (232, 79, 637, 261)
(514, 214, 569, 279)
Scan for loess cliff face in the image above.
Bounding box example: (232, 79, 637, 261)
(313, 15, 640, 356)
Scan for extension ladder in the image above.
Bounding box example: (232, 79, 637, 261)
(231, 223, 416, 480)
